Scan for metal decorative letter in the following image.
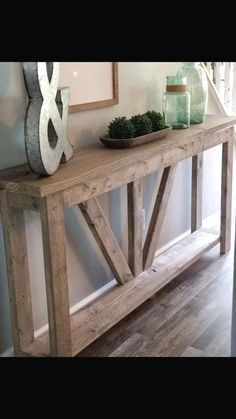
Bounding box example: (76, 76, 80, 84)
(22, 62, 74, 176)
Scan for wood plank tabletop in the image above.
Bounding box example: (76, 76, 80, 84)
(0, 115, 236, 198)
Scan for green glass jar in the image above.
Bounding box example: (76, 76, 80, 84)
(177, 62, 208, 124)
(163, 75, 190, 129)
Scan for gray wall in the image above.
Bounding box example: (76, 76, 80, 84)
(0, 62, 221, 354)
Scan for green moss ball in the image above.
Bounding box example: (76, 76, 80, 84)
(145, 111, 165, 131)
(108, 117, 135, 139)
(131, 114, 152, 137)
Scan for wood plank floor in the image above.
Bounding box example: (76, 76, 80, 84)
(78, 243, 233, 357)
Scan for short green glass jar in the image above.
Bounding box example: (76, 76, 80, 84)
(163, 75, 190, 129)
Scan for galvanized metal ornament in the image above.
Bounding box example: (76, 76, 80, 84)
(22, 62, 74, 176)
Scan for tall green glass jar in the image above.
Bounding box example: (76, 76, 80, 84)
(163, 75, 190, 129)
(177, 62, 208, 124)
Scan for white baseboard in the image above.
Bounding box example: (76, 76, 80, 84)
(0, 211, 220, 357)
(0, 279, 117, 357)
(34, 279, 117, 339)
(155, 211, 220, 258)
(0, 347, 14, 357)
(155, 230, 190, 257)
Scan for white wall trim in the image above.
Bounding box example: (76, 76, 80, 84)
(0, 279, 117, 357)
(155, 230, 190, 257)
(0, 347, 14, 357)
(35, 278, 117, 339)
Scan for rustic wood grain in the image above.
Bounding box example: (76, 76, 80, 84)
(127, 179, 143, 276)
(191, 153, 203, 232)
(0, 115, 235, 358)
(63, 126, 234, 208)
(79, 198, 133, 284)
(79, 244, 232, 357)
(8, 193, 40, 212)
(122, 245, 232, 339)
(192, 308, 231, 357)
(181, 347, 206, 357)
(220, 127, 234, 253)
(0, 191, 34, 355)
(141, 265, 232, 357)
(21, 339, 50, 357)
(68, 230, 218, 335)
(32, 230, 220, 356)
(143, 165, 177, 269)
(40, 193, 72, 356)
(0, 116, 235, 201)
(108, 333, 149, 357)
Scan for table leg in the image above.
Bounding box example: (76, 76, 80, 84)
(40, 193, 72, 357)
(220, 129, 234, 254)
(191, 153, 203, 233)
(0, 191, 34, 356)
(127, 179, 143, 276)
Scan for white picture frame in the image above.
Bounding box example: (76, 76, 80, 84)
(59, 62, 119, 113)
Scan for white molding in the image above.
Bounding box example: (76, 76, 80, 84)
(0, 279, 117, 356)
(34, 278, 117, 339)
(154, 211, 220, 259)
(0, 347, 14, 357)
(155, 230, 190, 257)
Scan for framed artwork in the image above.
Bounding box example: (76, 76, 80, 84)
(59, 62, 119, 113)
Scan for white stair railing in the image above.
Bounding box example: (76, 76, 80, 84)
(205, 62, 236, 115)
(232, 63, 236, 115)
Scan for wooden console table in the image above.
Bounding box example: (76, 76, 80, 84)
(0, 115, 235, 357)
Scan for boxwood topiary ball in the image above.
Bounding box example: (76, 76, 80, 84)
(145, 111, 165, 131)
(131, 114, 152, 137)
(108, 117, 135, 139)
